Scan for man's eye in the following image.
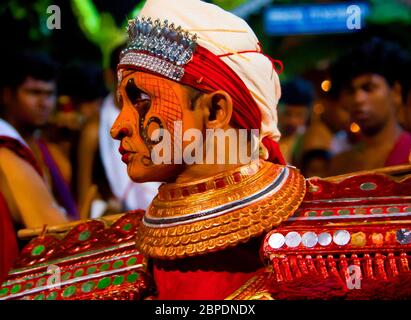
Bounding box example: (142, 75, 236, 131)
(125, 78, 150, 105)
(362, 83, 375, 92)
(140, 92, 150, 101)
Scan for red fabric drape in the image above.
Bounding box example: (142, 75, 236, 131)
(385, 131, 411, 167)
(0, 192, 18, 284)
(152, 236, 264, 300)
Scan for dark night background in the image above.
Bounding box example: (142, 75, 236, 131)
(0, 0, 410, 85)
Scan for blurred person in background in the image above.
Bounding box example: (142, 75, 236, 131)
(56, 62, 109, 213)
(300, 148, 332, 178)
(0, 51, 69, 281)
(301, 94, 359, 172)
(329, 37, 411, 175)
(400, 59, 411, 133)
(278, 77, 314, 166)
(0, 51, 78, 219)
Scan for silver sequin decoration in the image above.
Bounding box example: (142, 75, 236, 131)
(318, 232, 332, 246)
(119, 16, 197, 81)
(119, 52, 185, 81)
(285, 231, 301, 248)
(302, 232, 318, 248)
(268, 233, 285, 249)
(333, 230, 350, 246)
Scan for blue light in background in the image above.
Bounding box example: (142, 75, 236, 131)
(264, 2, 370, 35)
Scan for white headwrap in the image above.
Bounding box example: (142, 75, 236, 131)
(139, 0, 281, 157)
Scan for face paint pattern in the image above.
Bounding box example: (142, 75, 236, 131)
(132, 72, 183, 139)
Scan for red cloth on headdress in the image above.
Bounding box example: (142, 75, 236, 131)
(182, 45, 285, 165)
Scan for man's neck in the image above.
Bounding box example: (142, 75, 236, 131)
(174, 139, 256, 183)
(3, 117, 36, 140)
(175, 163, 244, 183)
(362, 120, 402, 149)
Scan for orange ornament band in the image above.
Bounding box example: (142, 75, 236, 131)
(136, 160, 306, 259)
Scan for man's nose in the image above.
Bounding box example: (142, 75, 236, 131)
(110, 116, 133, 140)
(353, 89, 367, 105)
(38, 94, 53, 107)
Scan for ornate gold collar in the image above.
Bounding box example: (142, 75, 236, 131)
(136, 160, 306, 259)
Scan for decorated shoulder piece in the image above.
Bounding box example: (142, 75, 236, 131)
(228, 165, 411, 300)
(0, 211, 153, 300)
(136, 160, 305, 259)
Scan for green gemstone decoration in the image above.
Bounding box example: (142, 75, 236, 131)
(113, 260, 124, 269)
(87, 266, 97, 275)
(113, 275, 125, 286)
(62, 285, 76, 298)
(62, 272, 71, 281)
(78, 230, 91, 241)
(354, 208, 367, 214)
(31, 244, 45, 256)
(307, 211, 317, 217)
(360, 182, 377, 191)
(97, 277, 111, 289)
(74, 269, 84, 277)
(387, 207, 400, 213)
(321, 210, 334, 216)
(34, 293, 45, 300)
(24, 282, 34, 290)
(370, 208, 383, 214)
(36, 278, 46, 287)
(308, 185, 319, 193)
(46, 291, 58, 300)
(122, 223, 133, 231)
(337, 209, 350, 215)
(10, 284, 22, 294)
(100, 263, 110, 271)
(0, 288, 9, 297)
(127, 273, 139, 283)
(81, 281, 95, 293)
(126, 257, 138, 266)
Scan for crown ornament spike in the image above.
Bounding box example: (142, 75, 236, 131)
(119, 16, 198, 81)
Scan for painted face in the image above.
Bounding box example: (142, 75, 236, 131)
(339, 74, 398, 136)
(111, 70, 202, 182)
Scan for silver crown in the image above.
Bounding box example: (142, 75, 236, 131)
(122, 17, 197, 65)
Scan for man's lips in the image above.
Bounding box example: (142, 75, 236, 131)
(352, 110, 369, 121)
(119, 145, 135, 163)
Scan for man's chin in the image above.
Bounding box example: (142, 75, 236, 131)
(127, 164, 182, 183)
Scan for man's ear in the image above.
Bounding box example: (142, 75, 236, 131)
(200, 90, 233, 129)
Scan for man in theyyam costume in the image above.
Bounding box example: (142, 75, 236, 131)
(2, 0, 411, 301)
(109, 0, 305, 299)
